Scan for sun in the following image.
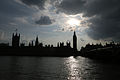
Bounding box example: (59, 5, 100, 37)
(67, 18, 80, 26)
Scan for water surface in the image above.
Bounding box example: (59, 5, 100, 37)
(0, 56, 120, 80)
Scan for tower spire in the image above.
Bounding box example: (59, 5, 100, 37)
(35, 36, 39, 47)
(73, 31, 77, 51)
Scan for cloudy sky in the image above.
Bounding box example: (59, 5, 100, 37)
(0, 0, 120, 49)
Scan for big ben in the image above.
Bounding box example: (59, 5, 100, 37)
(73, 31, 77, 50)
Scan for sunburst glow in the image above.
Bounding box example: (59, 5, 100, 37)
(67, 18, 80, 26)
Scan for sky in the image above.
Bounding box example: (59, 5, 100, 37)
(0, 0, 120, 49)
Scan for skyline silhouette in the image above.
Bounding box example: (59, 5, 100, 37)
(1, 0, 120, 50)
(0, 31, 78, 56)
(10, 31, 77, 50)
(0, 0, 120, 59)
(0, 31, 120, 61)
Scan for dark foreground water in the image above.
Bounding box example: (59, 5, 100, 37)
(0, 56, 120, 80)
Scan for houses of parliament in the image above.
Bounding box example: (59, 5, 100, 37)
(12, 31, 77, 50)
(1, 30, 120, 60)
(0, 31, 78, 56)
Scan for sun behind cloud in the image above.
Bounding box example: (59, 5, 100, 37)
(65, 18, 80, 31)
(67, 18, 80, 27)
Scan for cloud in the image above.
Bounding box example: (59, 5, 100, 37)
(0, 0, 34, 17)
(80, 38, 85, 42)
(1, 0, 120, 44)
(15, 17, 28, 24)
(0, 0, 35, 28)
(84, 0, 120, 40)
(19, 0, 46, 9)
(56, 0, 86, 14)
(35, 16, 54, 25)
(56, 0, 120, 41)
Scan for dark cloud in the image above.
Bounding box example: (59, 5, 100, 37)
(35, 16, 53, 25)
(20, 0, 46, 9)
(57, 0, 86, 14)
(57, 0, 120, 41)
(0, 0, 34, 17)
(86, 16, 120, 40)
(0, 0, 34, 30)
(85, 0, 120, 40)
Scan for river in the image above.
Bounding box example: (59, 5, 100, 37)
(0, 56, 120, 80)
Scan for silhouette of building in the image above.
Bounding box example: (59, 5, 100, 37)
(0, 43, 9, 47)
(35, 36, 39, 47)
(57, 42, 60, 47)
(39, 42, 43, 48)
(60, 42, 64, 47)
(73, 31, 77, 50)
(12, 33, 20, 47)
(66, 41, 71, 48)
(20, 43, 25, 47)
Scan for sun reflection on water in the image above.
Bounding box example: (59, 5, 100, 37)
(64, 56, 81, 80)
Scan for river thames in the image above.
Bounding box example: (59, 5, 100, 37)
(0, 56, 120, 80)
